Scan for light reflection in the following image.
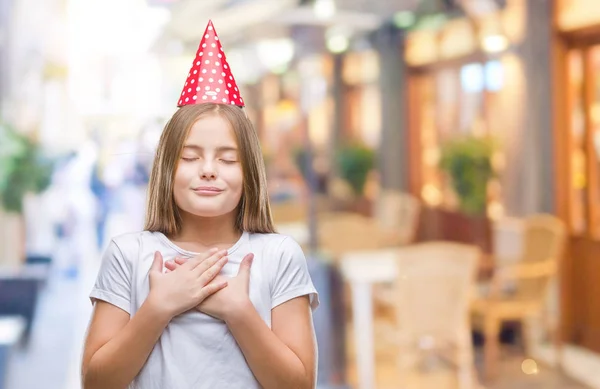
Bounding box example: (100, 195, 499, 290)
(521, 358, 539, 375)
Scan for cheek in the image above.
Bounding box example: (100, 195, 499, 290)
(230, 167, 244, 191)
(221, 167, 244, 192)
(173, 165, 192, 190)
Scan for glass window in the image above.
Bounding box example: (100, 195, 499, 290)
(484, 60, 504, 92)
(460, 63, 484, 93)
(415, 59, 507, 214)
(563, 45, 600, 238)
(586, 45, 600, 237)
(568, 49, 588, 234)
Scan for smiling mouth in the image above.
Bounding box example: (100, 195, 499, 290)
(192, 187, 223, 196)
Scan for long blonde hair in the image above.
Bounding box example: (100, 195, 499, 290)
(145, 103, 275, 236)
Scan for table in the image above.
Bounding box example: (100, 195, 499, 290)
(340, 247, 494, 389)
(339, 249, 400, 389)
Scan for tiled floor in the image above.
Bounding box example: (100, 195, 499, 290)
(343, 327, 589, 389)
(345, 356, 587, 389)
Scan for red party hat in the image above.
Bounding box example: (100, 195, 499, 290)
(177, 20, 245, 107)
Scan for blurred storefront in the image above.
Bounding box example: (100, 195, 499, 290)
(339, 50, 381, 148)
(398, 0, 552, 258)
(404, 1, 527, 219)
(554, 0, 600, 356)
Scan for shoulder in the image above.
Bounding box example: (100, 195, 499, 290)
(109, 230, 154, 249)
(104, 231, 158, 262)
(110, 230, 150, 245)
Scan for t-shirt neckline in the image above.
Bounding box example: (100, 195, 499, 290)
(155, 230, 248, 257)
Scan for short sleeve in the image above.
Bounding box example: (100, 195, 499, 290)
(271, 237, 319, 311)
(89, 240, 132, 314)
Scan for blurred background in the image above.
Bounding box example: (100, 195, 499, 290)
(0, 0, 599, 388)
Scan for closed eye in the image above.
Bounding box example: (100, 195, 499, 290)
(220, 159, 238, 164)
(181, 157, 198, 162)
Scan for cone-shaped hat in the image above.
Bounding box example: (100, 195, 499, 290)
(177, 20, 244, 107)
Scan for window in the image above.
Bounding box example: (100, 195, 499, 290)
(413, 59, 506, 216)
(567, 44, 600, 238)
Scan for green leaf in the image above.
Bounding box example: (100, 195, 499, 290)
(439, 135, 497, 215)
(336, 144, 375, 196)
(0, 122, 55, 213)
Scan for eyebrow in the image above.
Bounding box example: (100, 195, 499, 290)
(183, 145, 238, 152)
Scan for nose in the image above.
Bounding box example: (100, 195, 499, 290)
(200, 160, 217, 180)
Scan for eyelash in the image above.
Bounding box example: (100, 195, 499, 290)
(181, 157, 237, 164)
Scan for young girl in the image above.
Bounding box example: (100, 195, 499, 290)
(81, 20, 319, 389)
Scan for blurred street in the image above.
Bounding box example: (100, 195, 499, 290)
(3, 0, 600, 388)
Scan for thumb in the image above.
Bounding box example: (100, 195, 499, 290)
(237, 253, 254, 280)
(151, 251, 164, 274)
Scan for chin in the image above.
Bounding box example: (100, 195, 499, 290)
(181, 202, 238, 219)
(188, 208, 231, 218)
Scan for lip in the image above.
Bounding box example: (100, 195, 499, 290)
(192, 186, 224, 196)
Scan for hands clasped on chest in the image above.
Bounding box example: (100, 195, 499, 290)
(147, 249, 255, 323)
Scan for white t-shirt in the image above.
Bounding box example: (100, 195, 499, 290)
(89, 230, 319, 389)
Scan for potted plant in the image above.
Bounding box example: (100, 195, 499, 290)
(0, 122, 54, 266)
(334, 143, 375, 214)
(435, 134, 497, 252)
(439, 135, 496, 216)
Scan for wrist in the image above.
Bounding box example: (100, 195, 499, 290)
(224, 298, 254, 324)
(145, 293, 175, 323)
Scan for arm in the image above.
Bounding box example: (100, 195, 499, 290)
(226, 296, 317, 389)
(191, 238, 319, 388)
(496, 259, 557, 279)
(83, 248, 228, 389)
(488, 259, 557, 298)
(81, 299, 170, 389)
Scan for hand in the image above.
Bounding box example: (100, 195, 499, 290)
(164, 253, 254, 322)
(147, 249, 229, 320)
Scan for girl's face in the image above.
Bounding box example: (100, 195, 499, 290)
(173, 114, 243, 220)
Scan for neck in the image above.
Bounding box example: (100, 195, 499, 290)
(174, 210, 241, 249)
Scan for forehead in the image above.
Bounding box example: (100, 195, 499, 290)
(185, 114, 237, 147)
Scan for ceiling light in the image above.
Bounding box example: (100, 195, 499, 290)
(256, 38, 295, 71)
(314, 0, 336, 20)
(326, 35, 349, 54)
(482, 34, 508, 53)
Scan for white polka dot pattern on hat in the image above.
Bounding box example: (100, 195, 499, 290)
(177, 20, 245, 108)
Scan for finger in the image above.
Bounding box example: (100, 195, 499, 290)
(237, 253, 254, 278)
(192, 249, 227, 273)
(174, 257, 188, 265)
(199, 279, 228, 301)
(183, 247, 220, 269)
(199, 256, 228, 286)
(165, 257, 187, 271)
(150, 251, 163, 274)
(164, 260, 177, 271)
